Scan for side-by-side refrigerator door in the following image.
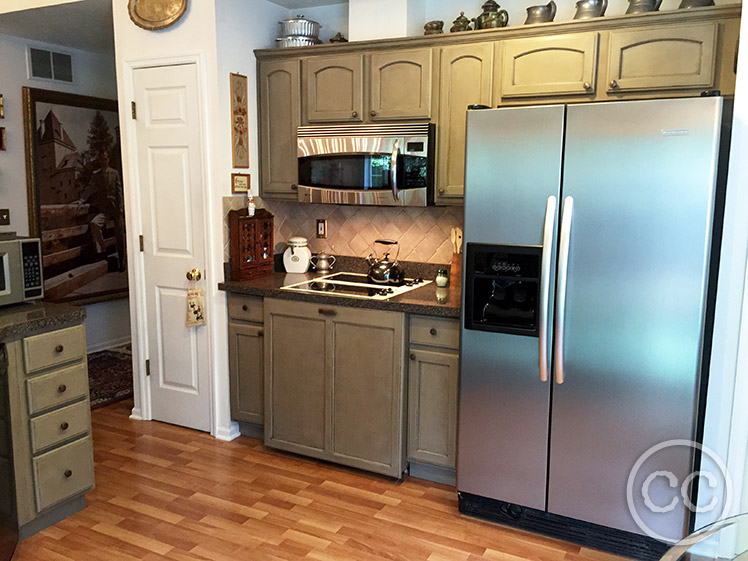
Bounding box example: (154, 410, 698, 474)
(548, 97, 723, 540)
(458, 105, 565, 510)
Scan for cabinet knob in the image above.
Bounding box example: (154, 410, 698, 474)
(438, 188, 445, 195)
(583, 81, 591, 90)
(258, 329, 264, 337)
(370, 110, 377, 117)
(291, 183, 298, 191)
(409, 353, 416, 361)
(64, 469, 73, 478)
(430, 328, 438, 336)
(242, 304, 248, 312)
(60, 422, 69, 431)
(352, 111, 358, 118)
(55, 345, 64, 353)
(58, 384, 67, 394)
(609, 80, 619, 89)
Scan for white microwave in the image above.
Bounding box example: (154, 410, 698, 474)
(0, 237, 44, 307)
(296, 123, 435, 207)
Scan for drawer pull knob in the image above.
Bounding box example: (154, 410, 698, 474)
(60, 422, 69, 431)
(430, 328, 438, 336)
(352, 111, 358, 118)
(318, 308, 337, 317)
(58, 384, 67, 394)
(64, 469, 73, 478)
(438, 188, 445, 195)
(370, 110, 377, 117)
(55, 345, 64, 353)
(242, 304, 248, 311)
(410, 353, 416, 361)
(609, 79, 619, 89)
(583, 81, 591, 90)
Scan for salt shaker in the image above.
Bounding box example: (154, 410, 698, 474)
(436, 269, 450, 287)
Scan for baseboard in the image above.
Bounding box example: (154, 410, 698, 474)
(237, 421, 263, 439)
(214, 421, 241, 441)
(408, 461, 456, 485)
(129, 407, 143, 421)
(87, 336, 132, 354)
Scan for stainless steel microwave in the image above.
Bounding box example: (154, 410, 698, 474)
(296, 123, 435, 207)
(0, 236, 44, 307)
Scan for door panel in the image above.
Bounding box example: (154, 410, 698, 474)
(549, 98, 722, 540)
(459, 105, 565, 510)
(134, 63, 210, 432)
(369, 49, 432, 120)
(303, 55, 363, 123)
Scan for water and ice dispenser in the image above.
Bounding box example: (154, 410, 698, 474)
(464, 244, 542, 336)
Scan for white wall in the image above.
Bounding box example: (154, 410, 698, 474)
(0, 29, 129, 352)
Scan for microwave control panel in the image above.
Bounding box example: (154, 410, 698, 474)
(21, 239, 43, 298)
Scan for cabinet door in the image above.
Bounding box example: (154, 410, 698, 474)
(408, 348, 459, 469)
(436, 43, 494, 204)
(264, 300, 327, 455)
(369, 49, 432, 120)
(606, 24, 717, 93)
(228, 322, 264, 425)
(500, 33, 599, 99)
(259, 59, 300, 199)
(330, 307, 405, 478)
(304, 54, 364, 123)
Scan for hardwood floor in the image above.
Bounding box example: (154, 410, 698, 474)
(14, 400, 629, 561)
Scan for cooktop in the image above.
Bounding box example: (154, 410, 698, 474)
(280, 272, 430, 300)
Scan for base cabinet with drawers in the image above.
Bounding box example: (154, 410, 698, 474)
(4, 322, 94, 538)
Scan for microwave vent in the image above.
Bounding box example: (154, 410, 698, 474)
(297, 123, 431, 137)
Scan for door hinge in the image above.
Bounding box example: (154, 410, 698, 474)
(139, 235, 144, 252)
(131, 101, 137, 120)
(145, 359, 151, 376)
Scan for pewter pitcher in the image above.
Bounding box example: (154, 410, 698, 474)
(525, 0, 556, 24)
(625, 0, 662, 14)
(573, 0, 607, 19)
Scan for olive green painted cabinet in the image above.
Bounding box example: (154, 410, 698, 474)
(228, 295, 264, 429)
(436, 42, 494, 205)
(499, 32, 599, 99)
(303, 54, 364, 123)
(605, 23, 717, 94)
(407, 316, 460, 485)
(258, 59, 300, 199)
(369, 49, 433, 120)
(264, 298, 406, 477)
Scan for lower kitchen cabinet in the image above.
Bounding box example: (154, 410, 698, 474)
(264, 298, 406, 477)
(228, 296, 264, 432)
(407, 316, 460, 485)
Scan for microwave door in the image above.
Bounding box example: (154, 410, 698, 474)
(0, 245, 24, 307)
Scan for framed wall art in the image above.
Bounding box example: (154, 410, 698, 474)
(23, 87, 127, 305)
(230, 72, 249, 168)
(231, 172, 250, 194)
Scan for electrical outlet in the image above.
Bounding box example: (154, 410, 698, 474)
(0, 209, 9, 226)
(316, 219, 327, 239)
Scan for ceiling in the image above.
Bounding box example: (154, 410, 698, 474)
(267, 0, 347, 8)
(0, 0, 114, 54)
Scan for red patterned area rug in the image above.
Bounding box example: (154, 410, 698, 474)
(88, 345, 133, 409)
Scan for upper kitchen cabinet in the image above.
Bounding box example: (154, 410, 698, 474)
(605, 24, 717, 95)
(436, 43, 494, 204)
(499, 33, 599, 99)
(258, 59, 300, 199)
(303, 54, 364, 123)
(368, 49, 433, 120)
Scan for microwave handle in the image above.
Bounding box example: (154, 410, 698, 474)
(390, 140, 400, 201)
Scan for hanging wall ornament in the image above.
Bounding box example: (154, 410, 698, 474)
(128, 0, 188, 31)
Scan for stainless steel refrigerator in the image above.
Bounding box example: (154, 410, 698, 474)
(457, 97, 728, 560)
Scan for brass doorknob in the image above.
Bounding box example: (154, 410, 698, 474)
(186, 268, 202, 282)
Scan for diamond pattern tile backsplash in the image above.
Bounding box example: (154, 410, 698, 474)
(222, 197, 464, 265)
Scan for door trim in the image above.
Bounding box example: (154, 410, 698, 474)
(119, 52, 222, 437)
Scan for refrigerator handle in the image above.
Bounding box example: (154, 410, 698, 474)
(538, 195, 557, 383)
(554, 196, 574, 385)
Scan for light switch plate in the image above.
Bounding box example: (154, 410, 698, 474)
(0, 209, 9, 226)
(316, 219, 327, 239)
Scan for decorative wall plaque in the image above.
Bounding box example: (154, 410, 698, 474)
(128, 0, 188, 31)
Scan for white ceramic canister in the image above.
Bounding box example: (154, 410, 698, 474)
(283, 236, 312, 273)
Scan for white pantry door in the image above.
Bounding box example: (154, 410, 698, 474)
(133, 63, 211, 431)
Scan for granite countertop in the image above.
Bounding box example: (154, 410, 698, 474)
(219, 257, 461, 319)
(0, 301, 87, 343)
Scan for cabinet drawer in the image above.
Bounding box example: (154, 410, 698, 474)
(33, 436, 94, 512)
(228, 295, 264, 323)
(23, 325, 86, 374)
(606, 24, 717, 93)
(410, 316, 460, 350)
(30, 400, 91, 454)
(26, 363, 89, 415)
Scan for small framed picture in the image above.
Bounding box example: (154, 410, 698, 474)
(0, 94, 4, 118)
(231, 172, 250, 194)
(0, 127, 6, 150)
